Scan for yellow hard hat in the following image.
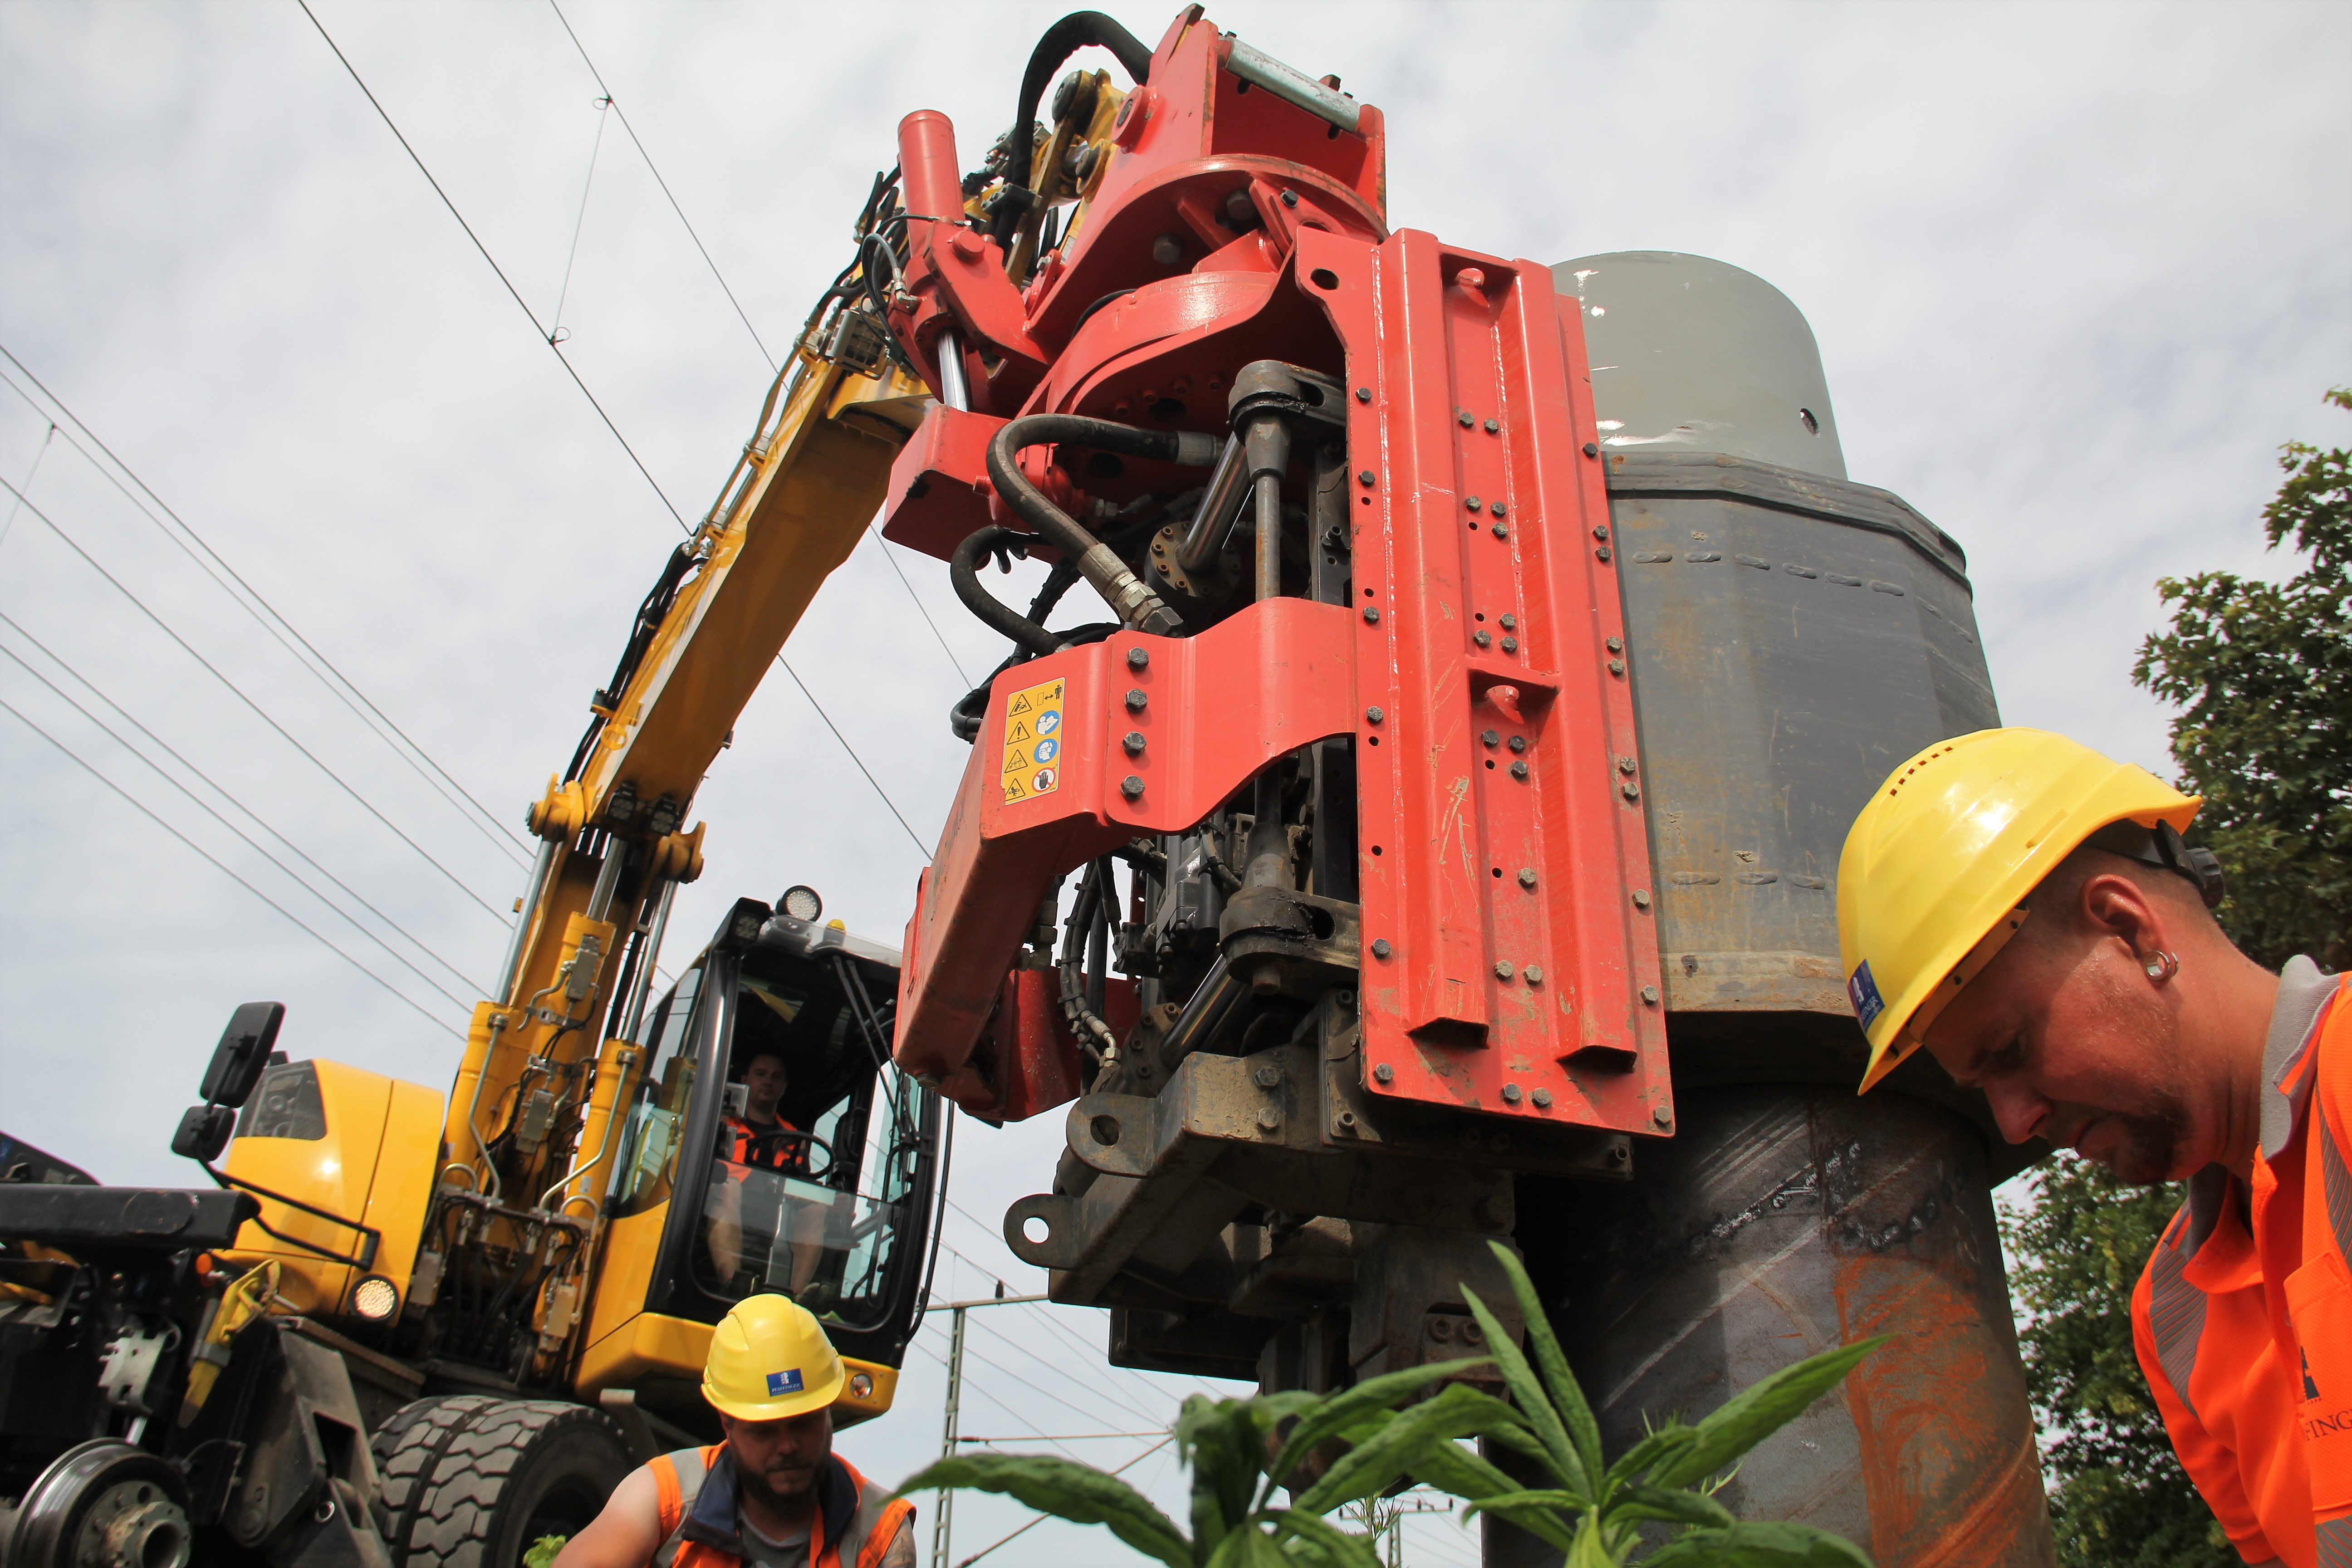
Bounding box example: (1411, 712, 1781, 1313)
(1836, 727, 2200, 1094)
(703, 1295, 846, 1421)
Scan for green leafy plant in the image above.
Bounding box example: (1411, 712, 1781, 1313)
(900, 1243, 1884, 1566)
(522, 1537, 567, 1568)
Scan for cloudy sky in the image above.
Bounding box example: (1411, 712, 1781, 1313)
(2, 1, 2344, 1560)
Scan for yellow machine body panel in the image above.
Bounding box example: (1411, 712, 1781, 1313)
(219, 1059, 443, 1319)
(573, 1308, 897, 1432)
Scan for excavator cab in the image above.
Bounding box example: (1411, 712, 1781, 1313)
(586, 890, 943, 1431)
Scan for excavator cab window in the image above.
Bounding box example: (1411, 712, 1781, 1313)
(611, 963, 705, 1218)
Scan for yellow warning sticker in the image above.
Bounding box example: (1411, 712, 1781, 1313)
(1001, 677, 1065, 804)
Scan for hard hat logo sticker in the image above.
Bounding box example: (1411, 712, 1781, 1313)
(1001, 679, 1066, 803)
(765, 1368, 805, 1397)
(1847, 961, 1885, 1031)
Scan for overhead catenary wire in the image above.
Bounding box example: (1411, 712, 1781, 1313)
(0, 417, 55, 551)
(548, 91, 612, 346)
(0, 698, 465, 1039)
(775, 656, 932, 858)
(0, 348, 532, 868)
(1, 616, 489, 1001)
(953, 1434, 1176, 1568)
(0, 475, 514, 925)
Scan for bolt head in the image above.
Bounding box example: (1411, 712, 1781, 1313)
(1507, 735, 1528, 754)
(1501, 637, 1518, 653)
(1125, 688, 1148, 710)
(1336, 1110, 1357, 1132)
(1280, 188, 1299, 207)
(1617, 755, 1636, 773)
(1592, 524, 1610, 540)
(1492, 523, 1509, 539)
(1481, 729, 1500, 748)
(1257, 1106, 1283, 1131)
(1428, 1315, 1455, 1342)
(1533, 1088, 1553, 1108)
(1355, 386, 1372, 403)
(1583, 441, 1599, 457)
(1474, 630, 1491, 647)
(1500, 614, 1517, 630)
(1622, 782, 1641, 802)
(1124, 731, 1147, 755)
(1606, 636, 1624, 653)
(1525, 965, 1544, 985)
(1632, 888, 1652, 909)
(1254, 1063, 1282, 1088)
(1465, 495, 1483, 513)
(1653, 1106, 1672, 1127)
(1502, 1083, 1523, 1104)
(1371, 938, 1392, 960)
(1517, 867, 1537, 887)
(1373, 1062, 1395, 1083)
(1484, 418, 1499, 433)
(1120, 774, 1145, 799)
(951, 228, 985, 260)
(1365, 706, 1385, 724)
(1510, 760, 1529, 780)
(1597, 545, 1612, 561)
(1493, 960, 1515, 981)
(1357, 469, 1376, 487)
(1362, 606, 1381, 624)
(1151, 233, 1185, 265)
(1457, 410, 1474, 428)
(1126, 646, 1149, 669)
(1609, 658, 1627, 675)
(1642, 985, 1661, 1005)
(1490, 503, 1506, 519)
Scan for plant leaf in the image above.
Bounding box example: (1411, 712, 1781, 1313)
(1637, 1519, 1875, 1567)
(1602, 1419, 1698, 1490)
(1265, 1358, 1488, 1493)
(1179, 1395, 1264, 1548)
(896, 1451, 1191, 1568)
(1460, 1278, 1588, 1497)
(1457, 1486, 1587, 1519)
(1649, 1336, 1892, 1490)
(1293, 1382, 1523, 1516)
(1484, 1240, 1607, 1488)
(1203, 1519, 1289, 1568)
(1447, 1489, 1580, 1552)
(1263, 1507, 1385, 1568)
(1605, 1482, 1735, 1530)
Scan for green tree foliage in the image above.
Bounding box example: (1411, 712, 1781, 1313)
(2003, 1156, 2235, 1567)
(2132, 385, 2352, 970)
(901, 1244, 1880, 1566)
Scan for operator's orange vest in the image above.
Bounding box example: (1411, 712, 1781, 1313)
(2133, 961, 2352, 1568)
(650, 1443, 911, 1568)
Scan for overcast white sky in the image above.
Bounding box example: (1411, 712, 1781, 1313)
(2, 2, 2345, 1561)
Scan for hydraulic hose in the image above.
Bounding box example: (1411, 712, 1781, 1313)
(984, 414, 1216, 635)
(951, 526, 1063, 656)
(992, 12, 1156, 247)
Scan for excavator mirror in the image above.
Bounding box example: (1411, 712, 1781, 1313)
(196, 1000, 285, 1109)
(170, 1103, 237, 1163)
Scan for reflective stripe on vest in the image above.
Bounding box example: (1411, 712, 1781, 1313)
(651, 1444, 911, 1568)
(2146, 1204, 2213, 1419)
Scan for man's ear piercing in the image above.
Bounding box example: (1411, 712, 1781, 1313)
(2144, 950, 2180, 982)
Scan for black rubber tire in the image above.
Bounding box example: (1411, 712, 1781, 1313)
(370, 1397, 631, 1568)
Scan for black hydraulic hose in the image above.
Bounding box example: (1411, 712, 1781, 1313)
(986, 414, 1213, 634)
(951, 525, 1063, 656)
(992, 12, 1156, 247)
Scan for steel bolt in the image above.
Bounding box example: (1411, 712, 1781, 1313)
(1254, 1063, 1282, 1088)
(1606, 636, 1624, 653)
(1609, 658, 1627, 675)
(1362, 606, 1381, 624)
(1280, 188, 1300, 207)
(1492, 523, 1509, 539)
(1494, 960, 1515, 981)
(1127, 646, 1149, 669)
(1510, 761, 1529, 780)
(1617, 755, 1636, 773)
(1124, 731, 1147, 755)
(1583, 441, 1600, 457)
(1257, 1105, 1284, 1131)
(1622, 781, 1640, 802)
(1373, 1062, 1395, 1083)
(1501, 637, 1519, 653)
(1517, 867, 1537, 887)
(1428, 1315, 1455, 1342)
(1335, 1110, 1357, 1133)
(1457, 409, 1474, 428)
(1642, 985, 1661, 1005)
(1502, 1083, 1524, 1104)
(1484, 418, 1499, 433)
(1524, 965, 1544, 985)
(1491, 502, 1507, 519)
(1371, 939, 1392, 960)
(1632, 888, 1651, 909)
(1152, 232, 1186, 265)
(1120, 775, 1145, 799)
(1508, 735, 1527, 754)
(1474, 630, 1491, 648)
(1500, 614, 1517, 629)
(1593, 524, 1610, 541)
(1365, 706, 1385, 724)
(1356, 386, 1372, 403)
(1653, 1106, 1672, 1127)
(1357, 469, 1376, 487)
(1465, 495, 1482, 514)
(1532, 1088, 1553, 1108)
(1596, 546, 1612, 561)
(1126, 688, 1148, 711)
(1481, 729, 1499, 748)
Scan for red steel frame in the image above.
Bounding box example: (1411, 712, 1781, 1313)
(881, 7, 1667, 1137)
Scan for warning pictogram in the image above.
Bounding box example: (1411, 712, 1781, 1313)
(1000, 677, 1066, 803)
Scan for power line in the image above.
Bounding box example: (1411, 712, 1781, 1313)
(0, 474, 512, 925)
(2, 617, 488, 1000)
(545, 0, 774, 369)
(0, 697, 465, 1039)
(0, 417, 55, 551)
(866, 523, 974, 686)
(548, 92, 612, 346)
(776, 655, 932, 858)
(953, 1434, 1175, 1568)
(0, 347, 532, 867)
(293, 0, 689, 530)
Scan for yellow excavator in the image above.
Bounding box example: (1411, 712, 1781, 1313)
(0, 177, 954, 1566)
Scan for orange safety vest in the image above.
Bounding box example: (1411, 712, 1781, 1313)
(2133, 960, 2352, 1568)
(650, 1443, 912, 1568)
(725, 1114, 809, 1175)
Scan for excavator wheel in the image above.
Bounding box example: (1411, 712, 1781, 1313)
(370, 1396, 631, 1568)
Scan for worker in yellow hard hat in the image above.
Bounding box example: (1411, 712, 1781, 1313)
(554, 1295, 915, 1568)
(1836, 726, 2348, 1568)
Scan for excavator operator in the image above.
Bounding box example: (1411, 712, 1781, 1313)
(728, 1049, 810, 1174)
(1837, 727, 2349, 1568)
(554, 1295, 915, 1568)
(708, 1048, 832, 1301)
